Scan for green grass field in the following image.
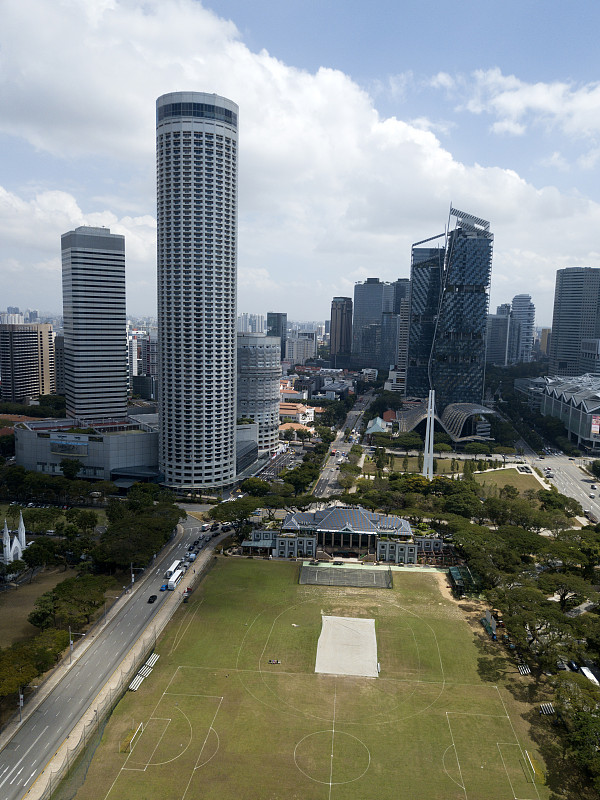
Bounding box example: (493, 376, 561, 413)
(74, 560, 549, 800)
(473, 468, 543, 494)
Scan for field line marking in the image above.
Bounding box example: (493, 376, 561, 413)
(446, 713, 468, 800)
(180, 696, 224, 800)
(165, 692, 225, 698)
(147, 706, 194, 767)
(497, 741, 517, 799)
(102, 667, 183, 800)
(494, 686, 541, 800)
(328, 682, 337, 800)
(446, 712, 508, 718)
(142, 717, 172, 769)
(170, 597, 205, 655)
(442, 744, 465, 789)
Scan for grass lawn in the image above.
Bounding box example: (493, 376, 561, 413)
(473, 468, 543, 494)
(0, 567, 78, 646)
(73, 560, 551, 800)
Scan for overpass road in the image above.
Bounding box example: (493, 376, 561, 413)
(0, 515, 220, 800)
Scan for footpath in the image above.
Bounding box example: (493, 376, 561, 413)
(1, 520, 224, 800)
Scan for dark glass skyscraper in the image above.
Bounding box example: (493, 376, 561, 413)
(266, 312, 287, 360)
(351, 278, 395, 369)
(406, 208, 493, 412)
(330, 296, 352, 367)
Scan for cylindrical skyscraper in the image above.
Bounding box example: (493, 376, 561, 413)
(157, 92, 238, 489)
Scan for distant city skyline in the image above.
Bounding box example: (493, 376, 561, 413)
(1, 2, 600, 325)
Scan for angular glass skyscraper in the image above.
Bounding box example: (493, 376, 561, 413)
(407, 208, 493, 412)
(156, 92, 238, 489)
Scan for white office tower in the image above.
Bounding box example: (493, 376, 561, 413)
(511, 294, 535, 363)
(237, 333, 281, 453)
(157, 92, 238, 489)
(61, 226, 128, 419)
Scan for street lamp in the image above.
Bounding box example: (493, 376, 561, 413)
(103, 595, 121, 625)
(68, 625, 86, 665)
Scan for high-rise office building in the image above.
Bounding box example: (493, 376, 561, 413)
(266, 312, 287, 360)
(286, 331, 317, 365)
(511, 294, 535, 363)
(549, 267, 600, 376)
(62, 226, 127, 419)
(330, 296, 352, 368)
(485, 314, 519, 366)
(237, 333, 281, 453)
(406, 247, 443, 398)
(407, 208, 493, 412)
(392, 278, 411, 393)
(540, 328, 551, 356)
(0, 323, 55, 402)
(157, 92, 238, 489)
(237, 313, 265, 334)
(351, 278, 395, 369)
(54, 334, 65, 395)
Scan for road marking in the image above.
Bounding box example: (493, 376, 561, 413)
(0, 726, 48, 790)
(23, 771, 36, 787)
(9, 767, 24, 784)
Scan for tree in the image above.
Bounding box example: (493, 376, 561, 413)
(591, 460, 600, 479)
(208, 497, 260, 530)
(240, 477, 271, 497)
(59, 458, 83, 480)
(537, 572, 596, 611)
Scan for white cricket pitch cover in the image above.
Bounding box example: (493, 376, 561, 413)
(315, 616, 378, 678)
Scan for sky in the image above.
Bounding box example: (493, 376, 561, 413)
(2, 1, 600, 325)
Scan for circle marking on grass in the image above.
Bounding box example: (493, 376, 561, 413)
(294, 729, 370, 785)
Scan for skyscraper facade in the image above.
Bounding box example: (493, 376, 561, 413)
(549, 267, 600, 376)
(351, 278, 395, 369)
(329, 296, 352, 367)
(236, 333, 281, 453)
(406, 246, 443, 398)
(0, 323, 55, 402)
(511, 294, 535, 363)
(407, 208, 493, 412)
(62, 226, 127, 419)
(157, 92, 238, 490)
(266, 312, 287, 360)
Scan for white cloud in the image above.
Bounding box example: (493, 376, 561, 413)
(0, 2, 599, 323)
(460, 68, 600, 143)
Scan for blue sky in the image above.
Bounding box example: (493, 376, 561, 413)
(2, 0, 600, 325)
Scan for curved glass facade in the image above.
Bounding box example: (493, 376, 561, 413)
(157, 102, 237, 127)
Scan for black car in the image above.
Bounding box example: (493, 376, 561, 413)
(148, 594, 157, 604)
(210, 523, 220, 531)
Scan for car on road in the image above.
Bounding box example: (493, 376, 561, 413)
(592, 485, 598, 490)
(590, 494, 596, 499)
(148, 595, 157, 603)
(160, 584, 168, 591)
(210, 523, 220, 531)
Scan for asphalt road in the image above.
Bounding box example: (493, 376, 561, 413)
(528, 454, 599, 517)
(313, 393, 373, 498)
(0, 516, 217, 800)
